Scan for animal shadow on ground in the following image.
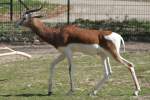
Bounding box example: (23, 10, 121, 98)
(0, 93, 48, 97)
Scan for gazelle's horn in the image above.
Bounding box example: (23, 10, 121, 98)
(25, 5, 43, 14)
(18, 0, 43, 14)
(18, 0, 30, 10)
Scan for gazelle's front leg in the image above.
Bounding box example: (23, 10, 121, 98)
(48, 54, 65, 95)
(64, 48, 75, 95)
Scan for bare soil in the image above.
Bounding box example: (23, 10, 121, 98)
(1, 42, 150, 56)
(0, 42, 150, 64)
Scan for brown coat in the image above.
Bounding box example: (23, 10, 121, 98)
(26, 18, 112, 48)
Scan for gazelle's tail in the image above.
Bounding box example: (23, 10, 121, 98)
(104, 32, 125, 53)
(120, 36, 125, 52)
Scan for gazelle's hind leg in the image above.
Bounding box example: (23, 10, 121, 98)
(89, 56, 111, 96)
(112, 51, 141, 96)
(119, 56, 141, 96)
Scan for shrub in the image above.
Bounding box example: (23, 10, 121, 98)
(0, 19, 150, 44)
(0, 22, 36, 44)
(74, 18, 150, 42)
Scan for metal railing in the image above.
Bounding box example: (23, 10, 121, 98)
(0, 0, 13, 21)
(0, 0, 150, 43)
(0, 0, 150, 22)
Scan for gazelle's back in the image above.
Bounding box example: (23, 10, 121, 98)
(61, 25, 112, 45)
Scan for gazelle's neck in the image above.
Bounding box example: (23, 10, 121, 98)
(30, 18, 50, 34)
(28, 18, 60, 43)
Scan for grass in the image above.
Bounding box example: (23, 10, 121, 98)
(0, 51, 150, 100)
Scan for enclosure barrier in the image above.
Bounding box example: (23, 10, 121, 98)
(0, 0, 13, 21)
(0, 0, 150, 42)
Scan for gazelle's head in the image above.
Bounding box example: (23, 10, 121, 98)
(16, 0, 43, 27)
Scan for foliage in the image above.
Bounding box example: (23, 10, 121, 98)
(0, 22, 35, 44)
(0, 22, 66, 44)
(0, 19, 150, 43)
(74, 18, 150, 42)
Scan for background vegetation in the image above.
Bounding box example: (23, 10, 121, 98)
(74, 18, 150, 42)
(0, 18, 150, 44)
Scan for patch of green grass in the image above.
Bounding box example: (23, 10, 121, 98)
(0, 52, 150, 100)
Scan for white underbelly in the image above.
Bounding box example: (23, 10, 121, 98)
(58, 43, 106, 55)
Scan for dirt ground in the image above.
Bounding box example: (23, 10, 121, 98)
(1, 42, 150, 57)
(0, 42, 150, 69)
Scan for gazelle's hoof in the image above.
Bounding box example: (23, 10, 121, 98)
(66, 90, 74, 96)
(134, 88, 141, 96)
(88, 91, 97, 96)
(48, 92, 53, 96)
(134, 90, 139, 96)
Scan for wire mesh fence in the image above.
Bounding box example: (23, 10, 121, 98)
(0, 0, 150, 43)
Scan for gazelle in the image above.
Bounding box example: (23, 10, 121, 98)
(16, 0, 141, 96)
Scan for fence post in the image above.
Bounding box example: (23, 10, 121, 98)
(67, 0, 70, 24)
(19, 1, 22, 18)
(10, 0, 13, 21)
